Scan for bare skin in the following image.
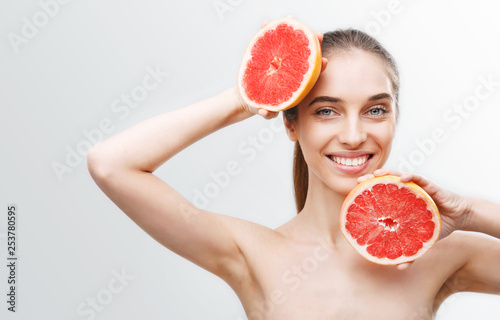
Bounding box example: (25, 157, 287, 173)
(87, 20, 500, 319)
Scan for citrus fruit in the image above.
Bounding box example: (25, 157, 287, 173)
(237, 17, 322, 111)
(340, 175, 441, 265)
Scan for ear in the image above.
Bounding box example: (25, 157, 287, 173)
(283, 113, 298, 142)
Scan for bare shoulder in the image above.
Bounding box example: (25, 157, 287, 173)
(231, 217, 290, 262)
(220, 214, 290, 289)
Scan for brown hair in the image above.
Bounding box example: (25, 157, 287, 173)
(283, 28, 400, 213)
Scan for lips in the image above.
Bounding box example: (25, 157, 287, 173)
(326, 152, 374, 174)
(329, 154, 370, 166)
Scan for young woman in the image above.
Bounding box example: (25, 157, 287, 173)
(87, 20, 500, 319)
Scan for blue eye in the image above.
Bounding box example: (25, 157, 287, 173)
(367, 107, 388, 116)
(315, 109, 336, 117)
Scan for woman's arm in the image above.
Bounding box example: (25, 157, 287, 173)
(452, 197, 500, 295)
(464, 196, 500, 239)
(88, 87, 253, 174)
(86, 87, 275, 283)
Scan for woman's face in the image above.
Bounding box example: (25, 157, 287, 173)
(285, 49, 397, 196)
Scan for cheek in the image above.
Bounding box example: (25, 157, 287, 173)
(295, 121, 334, 171)
(369, 122, 396, 151)
(297, 124, 321, 160)
(297, 121, 332, 153)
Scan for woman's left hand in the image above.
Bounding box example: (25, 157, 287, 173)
(357, 168, 473, 270)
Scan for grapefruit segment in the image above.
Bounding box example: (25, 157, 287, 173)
(340, 175, 441, 265)
(237, 17, 322, 111)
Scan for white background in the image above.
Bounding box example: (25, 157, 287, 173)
(1, 0, 500, 319)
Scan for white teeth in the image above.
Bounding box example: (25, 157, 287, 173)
(330, 155, 370, 166)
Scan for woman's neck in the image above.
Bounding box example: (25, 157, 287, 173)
(292, 174, 347, 245)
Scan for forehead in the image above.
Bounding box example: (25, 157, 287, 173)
(301, 50, 393, 106)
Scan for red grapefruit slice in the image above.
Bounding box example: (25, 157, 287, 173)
(340, 175, 441, 265)
(237, 17, 322, 111)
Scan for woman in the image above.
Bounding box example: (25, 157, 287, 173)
(87, 20, 500, 319)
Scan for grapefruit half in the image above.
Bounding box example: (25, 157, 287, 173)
(237, 17, 322, 111)
(340, 175, 441, 265)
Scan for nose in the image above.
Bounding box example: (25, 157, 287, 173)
(337, 116, 367, 148)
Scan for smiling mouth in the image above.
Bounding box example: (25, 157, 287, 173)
(327, 154, 374, 166)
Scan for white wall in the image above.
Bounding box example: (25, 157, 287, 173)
(1, 0, 499, 319)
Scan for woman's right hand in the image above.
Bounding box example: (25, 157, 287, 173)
(238, 17, 328, 120)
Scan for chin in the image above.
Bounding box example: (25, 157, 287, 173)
(308, 152, 387, 197)
(323, 158, 380, 196)
(329, 175, 360, 197)
(310, 169, 361, 198)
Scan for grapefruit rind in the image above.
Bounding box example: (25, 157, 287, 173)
(340, 175, 441, 265)
(237, 17, 322, 112)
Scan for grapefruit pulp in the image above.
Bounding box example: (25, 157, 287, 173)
(237, 17, 322, 111)
(340, 175, 441, 265)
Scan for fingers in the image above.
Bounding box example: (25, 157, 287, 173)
(258, 108, 279, 119)
(373, 168, 416, 182)
(357, 173, 374, 183)
(399, 172, 434, 188)
(373, 168, 403, 177)
(358, 168, 406, 184)
(315, 32, 324, 44)
(372, 168, 442, 199)
(397, 262, 413, 271)
(375, 168, 431, 188)
(320, 57, 328, 73)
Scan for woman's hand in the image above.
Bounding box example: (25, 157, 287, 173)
(238, 16, 328, 120)
(357, 168, 473, 270)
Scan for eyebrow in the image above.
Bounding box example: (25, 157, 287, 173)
(308, 93, 393, 106)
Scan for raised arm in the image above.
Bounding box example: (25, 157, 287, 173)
(86, 87, 274, 282)
(465, 196, 500, 239)
(89, 87, 253, 173)
(453, 196, 500, 295)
